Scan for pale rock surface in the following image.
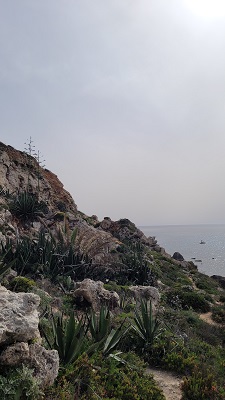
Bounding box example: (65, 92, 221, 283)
(0, 342, 59, 388)
(0, 285, 40, 344)
(73, 278, 119, 310)
(129, 285, 160, 311)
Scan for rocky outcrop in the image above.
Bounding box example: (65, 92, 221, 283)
(99, 217, 163, 253)
(172, 252, 184, 261)
(0, 342, 59, 388)
(72, 278, 120, 311)
(100, 218, 150, 245)
(0, 141, 77, 214)
(0, 285, 40, 344)
(0, 286, 59, 388)
(0, 142, 120, 263)
(74, 220, 120, 262)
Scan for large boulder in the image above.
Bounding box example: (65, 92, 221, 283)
(0, 285, 40, 345)
(0, 342, 59, 388)
(128, 285, 160, 313)
(172, 252, 184, 261)
(73, 278, 119, 311)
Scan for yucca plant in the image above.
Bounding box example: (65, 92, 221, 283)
(9, 191, 47, 222)
(132, 299, 160, 346)
(88, 305, 130, 357)
(102, 322, 129, 357)
(89, 305, 111, 342)
(43, 312, 88, 365)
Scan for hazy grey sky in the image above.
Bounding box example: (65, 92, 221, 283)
(1, 0, 225, 225)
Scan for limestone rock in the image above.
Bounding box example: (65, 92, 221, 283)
(0, 342, 59, 388)
(0, 342, 29, 366)
(29, 343, 59, 388)
(129, 285, 160, 312)
(73, 278, 119, 311)
(0, 141, 77, 214)
(0, 285, 40, 345)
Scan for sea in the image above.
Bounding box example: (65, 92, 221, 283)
(139, 225, 225, 277)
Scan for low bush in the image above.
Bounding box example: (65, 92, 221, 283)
(8, 276, 36, 292)
(0, 365, 43, 400)
(166, 289, 210, 312)
(193, 272, 219, 295)
(47, 352, 165, 400)
(212, 305, 225, 324)
(219, 294, 225, 303)
(181, 367, 225, 400)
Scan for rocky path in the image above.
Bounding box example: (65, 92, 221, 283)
(146, 367, 183, 400)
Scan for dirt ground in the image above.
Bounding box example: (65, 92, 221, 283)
(146, 367, 183, 400)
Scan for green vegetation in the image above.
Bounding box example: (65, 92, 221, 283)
(0, 249, 16, 281)
(0, 365, 43, 400)
(132, 299, 160, 347)
(46, 352, 165, 400)
(166, 288, 211, 312)
(212, 305, 225, 324)
(1, 173, 225, 399)
(9, 191, 48, 222)
(8, 276, 36, 292)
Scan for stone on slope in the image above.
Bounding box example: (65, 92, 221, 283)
(73, 278, 119, 311)
(0, 342, 59, 388)
(0, 285, 40, 345)
(129, 285, 160, 312)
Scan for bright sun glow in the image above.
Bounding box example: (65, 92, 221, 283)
(185, 0, 225, 19)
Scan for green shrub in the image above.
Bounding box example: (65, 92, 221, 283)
(163, 351, 197, 374)
(219, 294, 225, 304)
(8, 276, 36, 292)
(49, 352, 165, 400)
(181, 367, 225, 400)
(212, 306, 225, 324)
(9, 191, 47, 222)
(194, 273, 218, 295)
(0, 365, 43, 400)
(166, 289, 210, 312)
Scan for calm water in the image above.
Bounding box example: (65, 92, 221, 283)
(139, 225, 225, 277)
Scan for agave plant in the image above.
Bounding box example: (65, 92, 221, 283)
(9, 191, 47, 222)
(131, 299, 160, 346)
(101, 322, 129, 357)
(43, 312, 88, 365)
(88, 305, 130, 357)
(89, 305, 111, 342)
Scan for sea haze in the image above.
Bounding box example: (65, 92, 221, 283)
(140, 224, 225, 277)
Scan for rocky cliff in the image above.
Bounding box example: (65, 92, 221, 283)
(0, 141, 161, 266)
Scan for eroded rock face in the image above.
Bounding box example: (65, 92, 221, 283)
(29, 344, 59, 388)
(129, 285, 160, 312)
(0, 141, 77, 214)
(0, 285, 40, 344)
(73, 278, 119, 311)
(0, 142, 121, 264)
(0, 342, 59, 388)
(99, 217, 161, 252)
